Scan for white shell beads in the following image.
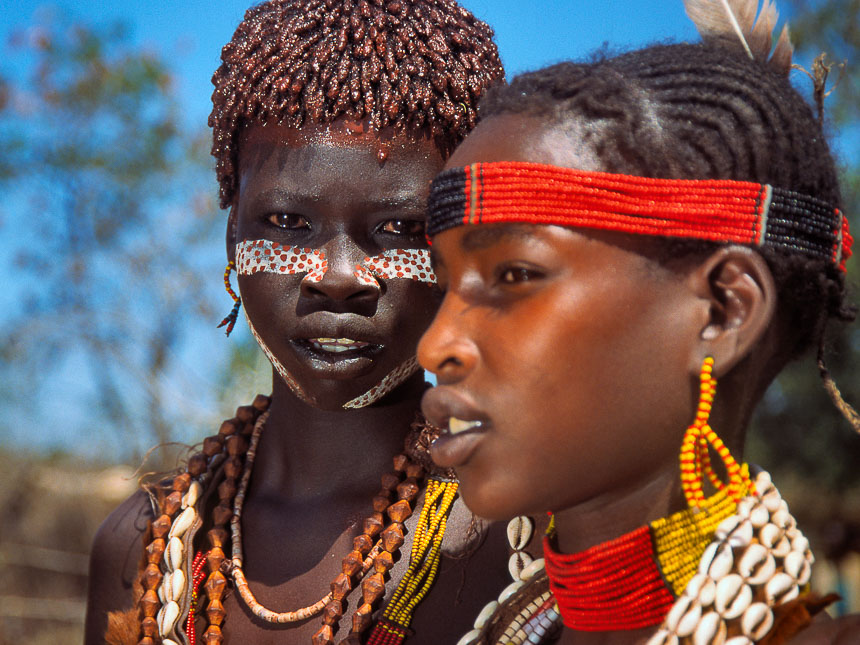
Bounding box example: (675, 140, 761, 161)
(506, 516, 535, 581)
(456, 515, 560, 645)
(649, 470, 815, 645)
(156, 488, 201, 641)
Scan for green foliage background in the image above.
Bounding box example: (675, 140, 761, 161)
(746, 0, 860, 505)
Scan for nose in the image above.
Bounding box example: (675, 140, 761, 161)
(417, 292, 479, 385)
(301, 234, 380, 304)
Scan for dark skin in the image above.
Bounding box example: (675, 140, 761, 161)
(84, 120, 518, 644)
(418, 114, 860, 644)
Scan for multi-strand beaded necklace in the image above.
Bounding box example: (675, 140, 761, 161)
(544, 481, 746, 632)
(457, 468, 817, 645)
(135, 395, 459, 645)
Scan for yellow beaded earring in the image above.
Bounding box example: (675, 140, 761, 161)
(679, 357, 753, 507)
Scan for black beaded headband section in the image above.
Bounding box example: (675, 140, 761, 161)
(427, 162, 852, 272)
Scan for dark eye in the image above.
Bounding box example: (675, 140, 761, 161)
(500, 266, 543, 284)
(377, 219, 425, 236)
(266, 213, 310, 229)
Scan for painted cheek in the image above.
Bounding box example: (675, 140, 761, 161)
(235, 239, 328, 284)
(355, 248, 436, 287)
(342, 356, 420, 409)
(236, 241, 434, 289)
(245, 313, 317, 407)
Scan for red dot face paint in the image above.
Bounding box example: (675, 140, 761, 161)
(359, 248, 436, 286)
(238, 240, 436, 288)
(236, 239, 328, 283)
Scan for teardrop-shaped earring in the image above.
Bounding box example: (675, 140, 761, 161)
(679, 357, 753, 507)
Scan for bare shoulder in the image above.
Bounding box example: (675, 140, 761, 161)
(790, 614, 860, 644)
(84, 489, 155, 645)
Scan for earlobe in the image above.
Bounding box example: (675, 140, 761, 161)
(689, 247, 776, 377)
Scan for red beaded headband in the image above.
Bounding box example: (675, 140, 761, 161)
(427, 162, 852, 272)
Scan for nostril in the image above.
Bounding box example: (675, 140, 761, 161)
(440, 356, 463, 369)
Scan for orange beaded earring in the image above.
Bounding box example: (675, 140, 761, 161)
(217, 261, 241, 336)
(679, 357, 754, 507)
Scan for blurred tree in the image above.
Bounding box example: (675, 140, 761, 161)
(0, 12, 227, 463)
(748, 0, 860, 494)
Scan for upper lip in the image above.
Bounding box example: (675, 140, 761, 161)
(421, 385, 490, 431)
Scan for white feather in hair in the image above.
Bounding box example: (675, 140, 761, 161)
(683, 0, 794, 75)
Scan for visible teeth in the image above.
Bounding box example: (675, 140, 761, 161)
(448, 417, 483, 434)
(308, 338, 369, 353)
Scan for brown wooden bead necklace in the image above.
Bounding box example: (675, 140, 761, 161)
(226, 408, 428, 644)
(228, 410, 334, 624)
(138, 395, 433, 645)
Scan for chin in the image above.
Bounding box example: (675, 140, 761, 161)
(458, 478, 533, 522)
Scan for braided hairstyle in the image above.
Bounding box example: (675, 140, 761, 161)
(210, 0, 504, 209)
(479, 43, 854, 365)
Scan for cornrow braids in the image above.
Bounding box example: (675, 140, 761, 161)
(210, 0, 504, 209)
(478, 43, 854, 361)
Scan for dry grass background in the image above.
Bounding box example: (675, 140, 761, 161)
(0, 451, 137, 645)
(1, 450, 858, 645)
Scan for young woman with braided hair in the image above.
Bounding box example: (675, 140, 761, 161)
(418, 4, 860, 644)
(84, 1, 521, 644)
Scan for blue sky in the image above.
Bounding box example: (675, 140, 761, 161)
(2, 1, 703, 131)
(3, 1, 852, 457)
(0, 1, 703, 456)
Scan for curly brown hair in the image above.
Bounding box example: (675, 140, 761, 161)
(209, 0, 505, 208)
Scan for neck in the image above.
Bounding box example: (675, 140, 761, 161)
(551, 467, 682, 555)
(249, 370, 428, 503)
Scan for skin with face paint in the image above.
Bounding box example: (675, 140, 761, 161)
(85, 118, 517, 645)
(418, 114, 793, 644)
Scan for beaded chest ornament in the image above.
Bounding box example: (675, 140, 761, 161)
(137, 397, 460, 645)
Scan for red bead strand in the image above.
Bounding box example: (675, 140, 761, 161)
(544, 526, 676, 631)
(185, 550, 209, 645)
(428, 161, 851, 273)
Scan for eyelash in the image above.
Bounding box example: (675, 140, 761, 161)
(375, 219, 425, 236)
(266, 213, 311, 230)
(263, 215, 424, 237)
(499, 266, 543, 284)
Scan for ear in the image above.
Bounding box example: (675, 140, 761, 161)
(687, 246, 777, 378)
(226, 206, 238, 265)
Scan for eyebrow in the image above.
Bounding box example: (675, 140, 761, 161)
(459, 224, 540, 251)
(251, 188, 427, 212)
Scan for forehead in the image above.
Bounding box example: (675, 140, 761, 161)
(445, 113, 607, 172)
(239, 119, 439, 164)
(236, 120, 444, 203)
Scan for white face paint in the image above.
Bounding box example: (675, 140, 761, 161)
(235, 239, 328, 283)
(246, 314, 317, 406)
(236, 239, 435, 408)
(354, 248, 436, 286)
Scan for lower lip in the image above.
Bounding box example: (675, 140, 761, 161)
(290, 340, 383, 379)
(429, 428, 488, 468)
